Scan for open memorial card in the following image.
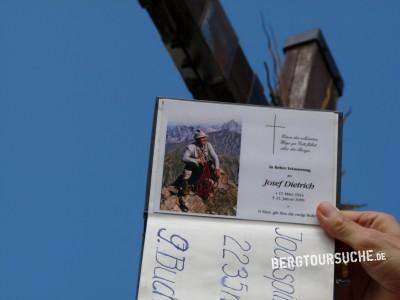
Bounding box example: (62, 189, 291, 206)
(137, 98, 342, 300)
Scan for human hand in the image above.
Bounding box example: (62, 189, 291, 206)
(214, 168, 221, 178)
(198, 158, 206, 166)
(316, 201, 400, 300)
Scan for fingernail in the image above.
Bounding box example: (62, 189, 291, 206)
(318, 201, 338, 218)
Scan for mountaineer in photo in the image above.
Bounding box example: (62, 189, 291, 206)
(176, 129, 221, 211)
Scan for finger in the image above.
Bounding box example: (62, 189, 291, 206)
(317, 201, 369, 250)
(341, 211, 400, 235)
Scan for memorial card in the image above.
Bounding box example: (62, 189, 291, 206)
(147, 98, 341, 225)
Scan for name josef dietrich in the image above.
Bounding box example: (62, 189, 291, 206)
(262, 178, 315, 189)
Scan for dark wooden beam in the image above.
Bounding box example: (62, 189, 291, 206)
(139, 0, 269, 105)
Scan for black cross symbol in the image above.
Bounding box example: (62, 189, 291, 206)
(265, 114, 285, 155)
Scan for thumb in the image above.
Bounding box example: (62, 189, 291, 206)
(317, 201, 366, 250)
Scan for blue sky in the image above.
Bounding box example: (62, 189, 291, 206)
(1, 1, 399, 299)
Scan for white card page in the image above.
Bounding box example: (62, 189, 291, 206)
(148, 98, 340, 225)
(137, 214, 334, 300)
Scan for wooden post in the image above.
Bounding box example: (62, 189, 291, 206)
(277, 29, 343, 110)
(139, 0, 268, 105)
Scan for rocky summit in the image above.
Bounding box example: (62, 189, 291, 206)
(160, 170, 238, 216)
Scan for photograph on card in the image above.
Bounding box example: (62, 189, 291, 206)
(160, 118, 242, 216)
